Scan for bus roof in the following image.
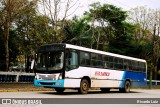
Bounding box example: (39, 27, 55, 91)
(65, 44, 146, 63)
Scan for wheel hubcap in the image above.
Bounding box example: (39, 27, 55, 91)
(82, 83, 87, 91)
(126, 83, 130, 92)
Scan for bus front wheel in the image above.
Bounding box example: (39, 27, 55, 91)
(78, 79, 89, 94)
(119, 80, 131, 93)
(55, 88, 65, 94)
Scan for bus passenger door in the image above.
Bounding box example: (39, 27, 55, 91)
(65, 49, 80, 78)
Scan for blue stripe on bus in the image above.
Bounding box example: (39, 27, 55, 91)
(34, 79, 64, 88)
(120, 71, 146, 88)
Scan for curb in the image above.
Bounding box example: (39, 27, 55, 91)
(0, 89, 53, 92)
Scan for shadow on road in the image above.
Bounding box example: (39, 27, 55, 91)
(38, 90, 141, 96)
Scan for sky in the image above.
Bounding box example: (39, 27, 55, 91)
(68, 0, 160, 18)
(38, 0, 160, 19)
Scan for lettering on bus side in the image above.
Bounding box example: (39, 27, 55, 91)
(95, 71, 110, 76)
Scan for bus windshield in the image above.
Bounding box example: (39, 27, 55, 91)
(35, 51, 64, 71)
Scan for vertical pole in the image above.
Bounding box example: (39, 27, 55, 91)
(16, 73, 19, 82)
(149, 64, 153, 89)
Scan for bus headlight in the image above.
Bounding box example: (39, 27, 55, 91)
(35, 73, 39, 79)
(58, 73, 62, 80)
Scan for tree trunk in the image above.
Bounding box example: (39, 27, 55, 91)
(154, 66, 157, 80)
(26, 55, 30, 73)
(149, 64, 153, 89)
(3, 21, 10, 71)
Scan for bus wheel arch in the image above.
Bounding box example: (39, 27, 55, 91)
(119, 79, 131, 93)
(78, 76, 91, 94)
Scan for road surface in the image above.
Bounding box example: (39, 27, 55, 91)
(0, 89, 160, 107)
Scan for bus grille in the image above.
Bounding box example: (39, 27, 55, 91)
(40, 82, 54, 85)
(39, 74, 56, 80)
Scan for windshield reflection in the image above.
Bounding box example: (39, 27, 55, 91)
(36, 51, 64, 71)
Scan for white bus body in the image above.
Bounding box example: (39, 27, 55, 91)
(34, 44, 147, 94)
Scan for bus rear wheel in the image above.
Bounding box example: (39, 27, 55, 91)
(119, 80, 131, 93)
(78, 79, 89, 94)
(55, 88, 65, 94)
(100, 88, 110, 93)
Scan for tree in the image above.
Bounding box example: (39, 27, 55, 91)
(63, 16, 92, 47)
(15, 13, 57, 72)
(63, 2, 137, 58)
(129, 7, 160, 81)
(150, 10, 160, 80)
(0, 28, 5, 70)
(0, 0, 38, 71)
(84, 2, 136, 55)
(0, 28, 19, 70)
(108, 22, 137, 56)
(38, 0, 79, 43)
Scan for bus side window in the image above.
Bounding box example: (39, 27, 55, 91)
(135, 61, 139, 72)
(66, 50, 78, 70)
(91, 53, 102, 67)
(103, 55, 109, 68)
(114, 57, 118, 69)
(80, 52, 90, 66)
(118, 58, 123, 70)
(123, 59, 129, 71)
(70, 52, 78, 66)
(139, 62, 146, 72)
(108, 56, 114, 69)
(128, 60, 132, 71)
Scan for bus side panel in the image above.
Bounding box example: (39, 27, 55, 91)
(65, 67, 90, 79)
(64, 79, 81, 88)
(119, 71, 146, 88)
(64, 67, 90, 88)
(91, 80, 121, 88)
(90, 69, 124, 88)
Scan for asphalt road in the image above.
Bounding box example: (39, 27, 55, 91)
(0, 89, 160, 107)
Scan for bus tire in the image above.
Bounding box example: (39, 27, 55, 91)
(100, 88, 110, 93)
(120, 80, 131, 93)
(55, 88, 65, 94)
(78, 79, 89, 94)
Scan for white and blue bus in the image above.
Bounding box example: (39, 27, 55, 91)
(34, 43, 147, 94)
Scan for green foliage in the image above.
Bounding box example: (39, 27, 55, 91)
(0, 0, 159, 80)
(0, 28, 19, 70)
(63, 2, 139, 57)
(109, 22, 137, 56)
(0, 28, 5, 69)
(63, 16, 93, 47)
(83, 2, 136, 56)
